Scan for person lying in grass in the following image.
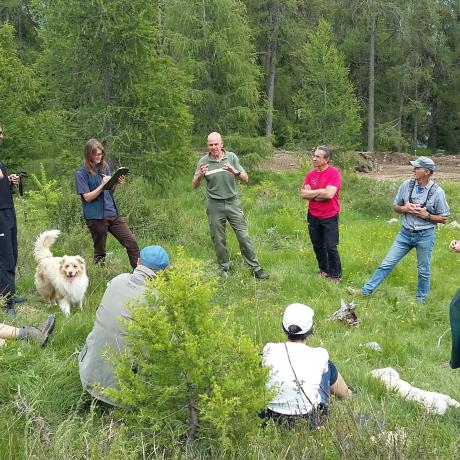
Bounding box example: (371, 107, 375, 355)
(261, 303, 351, 429)
(0, 315, 55, 347)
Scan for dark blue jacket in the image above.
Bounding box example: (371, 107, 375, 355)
(76, 166, 118, 220)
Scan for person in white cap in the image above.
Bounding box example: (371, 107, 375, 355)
(79, 245, 169, 406)
(348, 156, 450, 304)
(261, 303, 351, 428)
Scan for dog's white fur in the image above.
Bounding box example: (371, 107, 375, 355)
(34, 229, 89, 316)
(370, 367, 460, 415)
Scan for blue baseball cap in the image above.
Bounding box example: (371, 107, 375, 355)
(139, 246, 169, 270)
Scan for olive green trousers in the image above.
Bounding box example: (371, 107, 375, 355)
(206, 196, 261, 271)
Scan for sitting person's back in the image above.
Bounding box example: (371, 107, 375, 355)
(263, 340, 329, 415)
(262, 303, 351, 428)
(79, 245, 169, 406)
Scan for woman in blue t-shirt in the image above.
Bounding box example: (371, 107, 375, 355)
(75, 139, 139, 269)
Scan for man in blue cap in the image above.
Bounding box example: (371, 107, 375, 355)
(79, 245, 169, 405)
(348, 156, 450, 303)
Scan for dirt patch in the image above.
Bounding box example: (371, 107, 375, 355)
(263, 150, 460, 181)
(358, 152, 460, 182)
(259, 149, 305, 172)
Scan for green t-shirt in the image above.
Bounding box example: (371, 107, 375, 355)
(194, 151, 245, 200)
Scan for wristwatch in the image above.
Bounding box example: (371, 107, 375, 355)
(235, 170, 241, 177)
(426, 213, 432, 221)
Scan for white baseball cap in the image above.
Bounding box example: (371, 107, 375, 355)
(282, 303, 314, 334)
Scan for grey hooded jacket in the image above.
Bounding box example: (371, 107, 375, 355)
(79, 264, 158, 405)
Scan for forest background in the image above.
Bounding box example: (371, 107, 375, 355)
(1, 0, 460, 459)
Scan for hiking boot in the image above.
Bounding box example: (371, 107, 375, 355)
(14, 295, 27, 303)
(23, 315, 56, 347)
(254, 269, 269, 280)
(6, 305, 16, 317)
(347, 287, 364, 296)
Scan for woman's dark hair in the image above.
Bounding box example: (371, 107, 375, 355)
(283, 324, 314, 341)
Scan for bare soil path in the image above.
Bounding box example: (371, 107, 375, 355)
(263, 150, 460, 181)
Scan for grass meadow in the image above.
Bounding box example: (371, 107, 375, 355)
(1, 156, 460, 459)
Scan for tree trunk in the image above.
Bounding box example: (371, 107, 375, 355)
(265, 0, 281, 137)
(17, 1, 24, 46)
(186, 383, 199, 440)
(412, 83, 418, 150)
(103, 66, 113, 145)
(367, 9, 375, 153)
(428, 98, 438, 154)
(397, 87, 405, 152)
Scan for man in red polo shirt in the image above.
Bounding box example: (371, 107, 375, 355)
(300, 146, 342, 283)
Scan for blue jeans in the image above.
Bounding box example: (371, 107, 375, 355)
(361, 226, 435, 302)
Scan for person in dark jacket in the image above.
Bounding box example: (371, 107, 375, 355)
(0, 126, 21, 316)
(75, 139, 139, 269)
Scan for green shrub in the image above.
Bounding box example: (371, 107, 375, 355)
(224, 135, 273, 171)
(25, 163, 61, 225)
(108, 249, 270, 453)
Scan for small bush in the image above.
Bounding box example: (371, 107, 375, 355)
(108, 248, 270, 453)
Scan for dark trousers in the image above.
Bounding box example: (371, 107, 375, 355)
(307, 212, 342, 279)
(86, 215, 139, 269)
(0, 208, 17, 307)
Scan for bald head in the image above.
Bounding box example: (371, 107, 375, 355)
(207, 132, 224, 157)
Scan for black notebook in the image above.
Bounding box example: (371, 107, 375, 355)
(102, 167, 129, 190)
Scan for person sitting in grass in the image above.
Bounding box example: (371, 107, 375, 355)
(79, 245, 169, 406)
(0, 315, 55, 347)
(261, 303, 351, 429)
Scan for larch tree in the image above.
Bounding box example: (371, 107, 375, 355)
(293, 20, 362, 149)
(37, 0, 192, 183)
(164, 0, 261, 135)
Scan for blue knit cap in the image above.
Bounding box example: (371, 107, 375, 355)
(140, 246, 169, 270)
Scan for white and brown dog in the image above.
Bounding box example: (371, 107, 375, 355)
(34, 230, 89, 316)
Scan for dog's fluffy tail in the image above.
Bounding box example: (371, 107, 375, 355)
(34, 229, 61, 262)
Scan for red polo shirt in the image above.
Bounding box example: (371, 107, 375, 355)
(302, 166, 341, 219)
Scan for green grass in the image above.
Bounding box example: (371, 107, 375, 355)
(2, 165, 460, 458)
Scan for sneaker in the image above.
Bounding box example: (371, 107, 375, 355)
(14, 295, 27, 303)
(254, 269, 269, 280)
(6, 305, 16, 317)
(24, 315, 56, 347)
(347, 287, 364, 296)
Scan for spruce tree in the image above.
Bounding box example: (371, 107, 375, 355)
(293, 20, 362, 148)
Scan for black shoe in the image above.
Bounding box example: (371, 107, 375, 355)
(14, 295, 27, 303)
(254, 269, 269, 280)
(24, 315, 56, 347)
(6, 305, 16, 317)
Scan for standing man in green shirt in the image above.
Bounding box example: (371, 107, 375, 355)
(193, 132, 268, 279)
